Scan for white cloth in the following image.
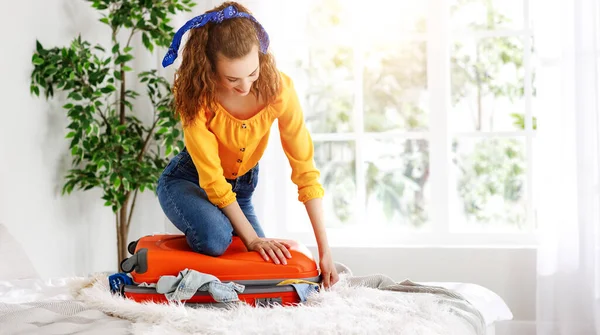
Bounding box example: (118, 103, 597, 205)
(532, 0, 600, 333)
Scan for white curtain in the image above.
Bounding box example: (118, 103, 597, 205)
(533, 0, 600, 334)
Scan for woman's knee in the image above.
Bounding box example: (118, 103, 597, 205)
(156, 177, 234, 256)
(188, 227, 232, 256)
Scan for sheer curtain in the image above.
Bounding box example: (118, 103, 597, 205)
(532, 0, 600, 334)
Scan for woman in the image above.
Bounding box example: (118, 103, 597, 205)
(157, 1, 339, 288)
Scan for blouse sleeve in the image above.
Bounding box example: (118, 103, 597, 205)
(277, 74, 325, 203)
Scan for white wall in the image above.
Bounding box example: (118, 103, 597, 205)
(0, 0, 192, 277)
(0, 0, 537, 330)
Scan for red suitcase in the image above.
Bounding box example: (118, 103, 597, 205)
(119, 234, 321, 307)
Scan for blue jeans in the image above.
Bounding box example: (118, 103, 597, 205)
(156, 148, 265, 256)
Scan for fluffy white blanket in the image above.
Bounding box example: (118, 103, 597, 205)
(69, 272, 481, 335)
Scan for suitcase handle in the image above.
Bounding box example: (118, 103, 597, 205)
(127, 240, 139, 255)
(120, 248, 148, 274)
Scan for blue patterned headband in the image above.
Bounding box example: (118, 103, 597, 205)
(162, 5, 270, 68)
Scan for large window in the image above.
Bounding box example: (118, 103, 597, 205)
(271, 0, 536, 245)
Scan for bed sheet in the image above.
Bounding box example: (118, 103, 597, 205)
(0, 277, 510, 334)
(421, 281, 513, 326)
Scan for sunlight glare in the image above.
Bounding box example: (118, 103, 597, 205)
(359, 0, 427, 40)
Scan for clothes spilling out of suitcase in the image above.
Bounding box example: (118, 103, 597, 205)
(109, 234, 321, 307)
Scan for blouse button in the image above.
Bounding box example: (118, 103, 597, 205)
(237, 159, 242, 163)
(241, 124, 247, 129)
(232, 172, 237, 176)
(240, 148, 246, 152)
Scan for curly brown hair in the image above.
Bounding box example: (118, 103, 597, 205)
(173, 1, 281, 126)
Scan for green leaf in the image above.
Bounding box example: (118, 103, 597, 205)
(65, 131, 76, 138)
(30, 85, 40, 96)
(35, 40, 44, 53)
(68, 92, 83, 101)
(45, 67, 57, 76)
(100, 85, 116, 93)
(142, 33, 153, 52)
(115, 54, 134, 64)
(124, 46, 133, 53)
(112, 43, 120, 54)
(114, 177, 121, 188)
(32, 54, 44, 65)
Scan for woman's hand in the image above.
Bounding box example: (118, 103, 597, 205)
(247, 238, 293, 265)
(319, 252, 339, 289)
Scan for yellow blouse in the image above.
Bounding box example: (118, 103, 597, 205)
(182, 72, 325, 208)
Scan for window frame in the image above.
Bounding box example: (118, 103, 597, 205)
(272, 0, 537, 247)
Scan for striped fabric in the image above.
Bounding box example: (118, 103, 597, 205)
(0, 300, 130, 334)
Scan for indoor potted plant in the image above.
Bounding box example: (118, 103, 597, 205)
(29, 0, 196, 267)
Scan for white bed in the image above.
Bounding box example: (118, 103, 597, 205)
(0, 225, 512, 334)
(0, 275, 512, 335)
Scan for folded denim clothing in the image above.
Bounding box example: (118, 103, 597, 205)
(156, 268, 245, 303)
(277, 279, 320, 302)
(290, 284, 319, 302)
